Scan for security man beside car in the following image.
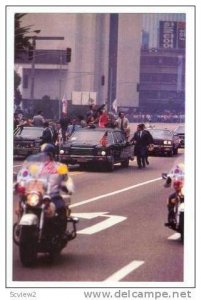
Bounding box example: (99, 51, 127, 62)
(130, 123, 154, 168)
(41, 121, 55, 145)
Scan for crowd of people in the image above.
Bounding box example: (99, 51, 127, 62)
(14, 105, 132, 143)
(14, 105, 157, 170)
(14, 104, 185, 169)
(129, 111, 185, 123)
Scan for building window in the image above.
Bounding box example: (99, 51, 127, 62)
(140, 73, 177, 84)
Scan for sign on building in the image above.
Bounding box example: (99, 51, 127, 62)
(72, 91, 97, 105)
(159, 21, 185, 49)
(159, 21, 177, 49)
(177, 22, 186, 49)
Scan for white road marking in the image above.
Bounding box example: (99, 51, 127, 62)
(70, 177, 162, 208)
(72, 212, 126, 235)
(168, 233, 181, 240)
(13, 164, 23, 168)
(71, 212, 108, 219)
(104, 260, 144, 282)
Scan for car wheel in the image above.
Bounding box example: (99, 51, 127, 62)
(168, 149, 173, 157)
(121, 158, 129, 168)
(106, 156, 115, 172)
(173, 147, 178, 155)
(79, 163, 87, 170)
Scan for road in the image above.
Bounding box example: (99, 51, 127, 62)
(12, 148, 184, 283)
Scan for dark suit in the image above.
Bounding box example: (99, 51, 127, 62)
(131, 130, 152, 168)
(41, 127, 54, 144)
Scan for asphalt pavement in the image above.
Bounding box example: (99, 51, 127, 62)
(11, 148, 184, 284)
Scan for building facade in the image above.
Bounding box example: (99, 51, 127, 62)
(139, 14, 186, 112)
(16, 13, 142, 118)
(15, 13, 185, 118)
(139, 48, 185, 112)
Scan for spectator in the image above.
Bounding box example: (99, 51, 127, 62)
(116, 112, 130, 140)
(14, 113, 20, 130)
(98, 109, 109, 128)
(32, 111, 45, 127)
(87, 115, 96, 128)
(59, 113, 69, 142)
(66, 118, 81, 139)
(86, 104, 96, 122)
(78, 115, 87, 128)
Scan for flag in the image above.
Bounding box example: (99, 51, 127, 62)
(112, 99, 118, 113)
(62, 94, 68, 115)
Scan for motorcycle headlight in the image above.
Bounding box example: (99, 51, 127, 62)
(27, 193, 40, 206)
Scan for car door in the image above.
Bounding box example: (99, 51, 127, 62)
(172, 131, 180, 148)
(112, 131, 124, 162)
(119, 131, 133, 160)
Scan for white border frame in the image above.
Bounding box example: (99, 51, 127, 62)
(5, 3, 195, 290)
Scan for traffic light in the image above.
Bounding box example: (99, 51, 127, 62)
(66, 47, 72, 62)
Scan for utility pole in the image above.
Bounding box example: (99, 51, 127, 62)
(59, 50, 63, 120)
(30, 37, 36, 101)
(29, 36, 64, 101)
(109, 67, 113, 112)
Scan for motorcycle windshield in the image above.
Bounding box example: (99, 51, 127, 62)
(167, 162, 185, 182)
(17, 152, 68, 188)
(17, 153, 49, 181)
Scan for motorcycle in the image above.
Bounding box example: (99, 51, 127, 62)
(162, 171, 184, 243)
(13, 158, 79, 267)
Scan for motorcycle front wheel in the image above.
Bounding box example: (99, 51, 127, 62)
(19, 225, 38, 267)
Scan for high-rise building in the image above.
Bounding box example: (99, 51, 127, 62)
(139, 14, 186, 112)
(15, 12, 185, 118)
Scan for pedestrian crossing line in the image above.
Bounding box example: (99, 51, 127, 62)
(168, 233, 181, 240)
(104, 260, 144, 282)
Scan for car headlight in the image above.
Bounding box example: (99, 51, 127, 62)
(101, 151, 106, 156)
(26, 192, 40, 206)
(163, 140, 172, 145)
(97, 149, 107, 156)
(60, 149, 69, 155)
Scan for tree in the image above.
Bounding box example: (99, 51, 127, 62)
(14, 70, 22, 106)
(15, 14, 30, 59)
(14, 14, 40, 106)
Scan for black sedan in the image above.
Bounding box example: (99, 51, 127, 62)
(58, 127, 134, 171)
(14, 126, 44, 157)
(146, 128, 180, 157)
(174, 125, 185, 148)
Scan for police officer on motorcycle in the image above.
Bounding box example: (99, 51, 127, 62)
(39, 143, 74, 233)
(165, 179, 184, 228)
(16, 143, 75, 237)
